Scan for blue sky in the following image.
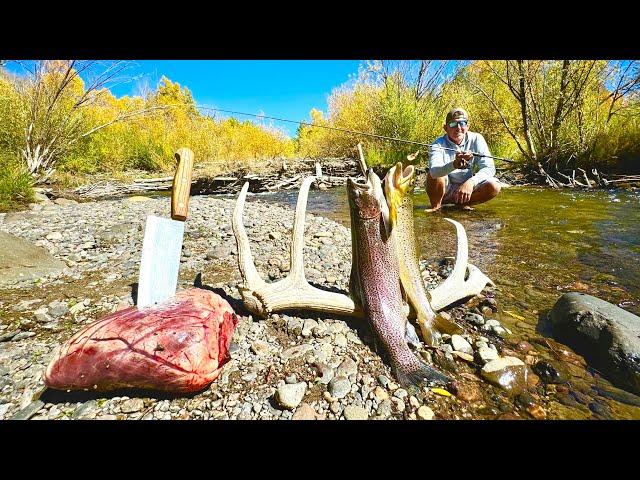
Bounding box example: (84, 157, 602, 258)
(122, 60, 366, 137)
(7, 60, 365, 138)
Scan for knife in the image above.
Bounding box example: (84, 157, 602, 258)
(137, 147, 194, 308)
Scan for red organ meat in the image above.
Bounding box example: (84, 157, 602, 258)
(44, 288, 239, 393)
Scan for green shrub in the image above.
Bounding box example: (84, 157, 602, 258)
(0, 153, 34, 211)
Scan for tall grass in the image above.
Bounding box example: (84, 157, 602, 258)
(0, 153, 34, 211)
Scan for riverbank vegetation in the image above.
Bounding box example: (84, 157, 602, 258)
(1, 60, 639, 210)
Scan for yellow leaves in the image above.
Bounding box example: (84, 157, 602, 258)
(431, 388, 452, 397)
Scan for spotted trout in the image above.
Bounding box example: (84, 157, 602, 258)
(384, 162, 462, 346)
(347, 168, 450, 388)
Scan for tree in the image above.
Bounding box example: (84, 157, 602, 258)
(468, 60, 601, 168)
(14, 60, 166, 183)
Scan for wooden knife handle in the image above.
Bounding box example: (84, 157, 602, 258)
(171, 147, 194, 221)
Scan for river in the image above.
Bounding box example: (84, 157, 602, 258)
(253, 184, 640, 419)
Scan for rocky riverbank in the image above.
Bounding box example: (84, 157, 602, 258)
(1, 193, 639, 420)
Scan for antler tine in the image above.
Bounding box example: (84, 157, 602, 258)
(232, 175, 362, 318)
(428, 218, 495, 311)
(290, 176, 316, 281)
(232, 181, 266, 290)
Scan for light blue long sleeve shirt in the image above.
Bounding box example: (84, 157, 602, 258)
(428, 131, 495, 187)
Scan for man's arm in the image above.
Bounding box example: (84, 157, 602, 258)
(470, 134, 496, 186)
(428, 143, 456, 178)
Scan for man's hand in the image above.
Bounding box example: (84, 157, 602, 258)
(453, 151, 473, 169)
(453, 179, 474, 205)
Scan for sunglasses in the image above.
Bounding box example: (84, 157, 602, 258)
(448, 120, 468, 128)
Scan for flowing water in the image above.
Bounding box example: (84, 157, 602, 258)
(257, 184, 640, 419)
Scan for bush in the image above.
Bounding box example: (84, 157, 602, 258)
(0, 153, 34, 211)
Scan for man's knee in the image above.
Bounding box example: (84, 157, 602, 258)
(486, 179, 501, 198)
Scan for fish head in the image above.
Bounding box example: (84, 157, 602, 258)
(383, 162, 416, 228)
(347, 169, 382, 220)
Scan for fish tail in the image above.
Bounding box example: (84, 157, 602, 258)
(394, 360, 451, 390)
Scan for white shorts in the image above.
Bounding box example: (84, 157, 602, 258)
(442, 177, 498, 203)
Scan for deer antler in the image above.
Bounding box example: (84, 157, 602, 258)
(428, 218, 495, 311)
(232, 176, 362, 318)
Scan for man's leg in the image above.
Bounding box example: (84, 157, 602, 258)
(426, 173, 447, 212)
(467, 179, 501, 206)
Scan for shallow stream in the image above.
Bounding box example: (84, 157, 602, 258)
(257, 184, 640, 419)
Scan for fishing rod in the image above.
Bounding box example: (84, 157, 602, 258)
(195, 106, 517, 164)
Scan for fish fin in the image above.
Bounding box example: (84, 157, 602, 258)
(394, 361, 451, 391)
(404, 322, 422, 349)
(433, 314, 464, 335)
(417, 323, 440, 347)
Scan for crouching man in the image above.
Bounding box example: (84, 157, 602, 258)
(426, 107, 501, 212)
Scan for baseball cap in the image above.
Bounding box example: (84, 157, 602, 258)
(445, 107, 469, 124)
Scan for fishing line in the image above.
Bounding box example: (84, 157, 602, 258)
(194, 105, 516, 164)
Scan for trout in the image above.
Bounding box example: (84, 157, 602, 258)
(347, 168, 450, 388)
(384, 162, 462, 346)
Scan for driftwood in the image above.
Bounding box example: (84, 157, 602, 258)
(71, 158, 361, 199)
(532, 163, 640, 189)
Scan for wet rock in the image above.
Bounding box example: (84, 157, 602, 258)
(589, 401, 613, 419)
(477, 345, 499, 364)
(526, 404, 547, 420)
(532, 360, 570, 384)
(465, 313, 485, 326)
(452, 381, 482, 403)
(516, 341, 535, 353)
(275, 382, 307, 410)
(451, 335, 473, 355)
(557, 393, 581, 408)
(550, 292, 640, 395)
(481, 357, 531, 395)
(515, 392, 537, 408)
(593, 383, 640, 407)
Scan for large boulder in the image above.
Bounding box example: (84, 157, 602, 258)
(0, 231, 66, 285)
(549, 292, 640, 395)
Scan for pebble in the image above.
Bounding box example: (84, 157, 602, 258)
(477, 345, 499, 363)
(120, 398, 144, 414)
(328, 376, 351, 399)
(336, 357, 358, 378)
(250, 340, 270, 356)
(292, 403, 317, 420)
(451, 334, 473, 354)
(343, 405, 368, 420)
(417, 406, 435, 420)
(275, 382, 307, 410)
(393, 388, 408, 400)
(373, 386, 389, 402)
